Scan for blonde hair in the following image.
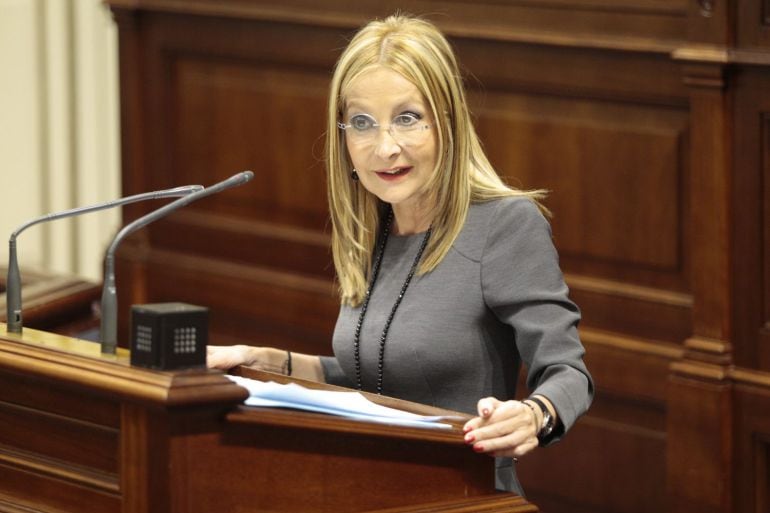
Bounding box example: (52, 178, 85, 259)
(326, 14, 547, 306)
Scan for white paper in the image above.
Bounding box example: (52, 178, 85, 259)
(226, 375, 456, 430)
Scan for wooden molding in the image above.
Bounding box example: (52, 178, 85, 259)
(674, 45, 770, 66)
(581, 327, 683, 359)
(566, 274, 692, 308)
(363, 494, 538, 513)
(684, 335, 733, 355)
(107, 0, 686, 54)
(0, 324, 248, 407)
(670, 360, 729, 380)
(0, 444, 118, 494)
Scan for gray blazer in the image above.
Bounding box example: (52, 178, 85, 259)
(322, 197, 594, 494)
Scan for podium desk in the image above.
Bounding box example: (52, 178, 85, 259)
(0, 324, 536, 512)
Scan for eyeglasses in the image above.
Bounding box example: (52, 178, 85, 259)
(338, 113, 431, 146)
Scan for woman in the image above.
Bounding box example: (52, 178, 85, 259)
(208, 14, 593, 495)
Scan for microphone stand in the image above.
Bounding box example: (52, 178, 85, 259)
(5, 186, 203, 334)
(100, 171, 253, 354)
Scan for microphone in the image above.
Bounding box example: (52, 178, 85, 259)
(5, 185, 204, 334)
(99, 171, 254, 354)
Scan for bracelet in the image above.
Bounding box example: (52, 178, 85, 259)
(527, 396, 556, 446)
(285, 350, 292, 376)
(522, 400, 539, 426)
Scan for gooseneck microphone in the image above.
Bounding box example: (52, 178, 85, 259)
(5, 185, 204, 334)
(99, 171, 254, 354)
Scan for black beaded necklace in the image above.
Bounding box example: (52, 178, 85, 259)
(353, 207, 432, 394)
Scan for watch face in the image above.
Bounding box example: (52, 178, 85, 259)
(541, 411, 553, 433)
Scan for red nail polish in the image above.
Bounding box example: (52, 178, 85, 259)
(463, 425, 472, 433)
(464, 434, 475, 443)
(473, 444, 484, 452)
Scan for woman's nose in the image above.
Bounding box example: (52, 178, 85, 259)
(373, 127, 402, 159)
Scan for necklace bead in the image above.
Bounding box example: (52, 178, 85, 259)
(353, 207, 432, 394)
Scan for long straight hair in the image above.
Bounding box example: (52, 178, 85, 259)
(326, 14, 546, 306)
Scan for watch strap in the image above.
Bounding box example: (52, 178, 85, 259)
(527, 396, 555, 446)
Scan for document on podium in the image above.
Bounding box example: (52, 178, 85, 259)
(226, 375, 458, 429)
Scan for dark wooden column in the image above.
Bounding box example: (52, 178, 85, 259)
(667, 53, 734, 513)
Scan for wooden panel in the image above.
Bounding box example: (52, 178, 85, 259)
(120, 403, 171, 513)
(522, 406, 666, 513)
(475, 94, 687, 272)
(737, 0, 770, 48)
(732, 69, 770, 371)
(734, 381, 770, 513)
(755, 437, 770, 513)
(0, 372, 120, 427)
(172, 58, 329, 228)
(667, 372, 732, 513)
(687, 0, 731, 45)
(138, 245, 338, 353)
(518, 329, 673, 512)
(763, 107, 770, 369)
(115, 11, 345, 225)
(113, 11, 348, 349)
(0, 464, 119, 513)
(580, 329, 680, 403)
(458, 41, 691, 351)
(682, 62, 732, 346)
(572, 285, 691, 344)
(150, 211, 333, 279)
(761, 109, 770, 370)
(0, 365, 121, 508)
(174, 410, 498, 513)
(0, 403, 117, 475)
(460, 41, 687, 104)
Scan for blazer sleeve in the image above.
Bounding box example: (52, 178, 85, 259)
(320, 355, 355, 388)
(480, 198, 594, 443)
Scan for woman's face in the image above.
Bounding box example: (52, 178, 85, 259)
(341, 67, 438, 226)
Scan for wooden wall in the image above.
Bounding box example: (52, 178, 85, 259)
(105, 1, 770, 512)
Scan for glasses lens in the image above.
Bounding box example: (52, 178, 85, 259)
(392, 113, 429, 145)
(342, 115, 430, 145)
(350, 114, 376, 131)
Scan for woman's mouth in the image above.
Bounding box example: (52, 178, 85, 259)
(375, 167, 412, 181)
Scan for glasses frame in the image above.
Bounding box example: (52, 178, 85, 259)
(337, 114, 432, 146)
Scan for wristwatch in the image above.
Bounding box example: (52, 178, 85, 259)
(527, 396, 555, 446)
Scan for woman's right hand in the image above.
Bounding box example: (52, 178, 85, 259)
(206, 344, 259, 370)
(207, 345, 325, 382)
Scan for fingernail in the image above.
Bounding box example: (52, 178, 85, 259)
(464, 433, 475, 443)
(463, 425, 472, 433)
(473, 444, 484, 452)
(482, 408, 490, 416)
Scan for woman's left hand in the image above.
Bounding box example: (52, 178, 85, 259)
(462, 397, 540, 459)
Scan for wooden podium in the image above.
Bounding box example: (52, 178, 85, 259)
(0, 324, 536, 512)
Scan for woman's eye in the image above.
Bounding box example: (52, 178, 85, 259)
(394, 113, 420, 127)
(350, 115, 376, 130)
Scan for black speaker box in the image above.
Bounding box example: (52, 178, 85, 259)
(130, 302, 208, 370)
